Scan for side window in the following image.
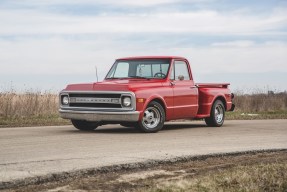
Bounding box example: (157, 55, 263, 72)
(174, 61, 190, 80)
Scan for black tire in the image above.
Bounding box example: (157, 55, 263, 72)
(71, 120, 99, 131)
(205, 100, 225, 127)
(136, 101, 165, 133)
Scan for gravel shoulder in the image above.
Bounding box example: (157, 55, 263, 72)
(1, 150, 286, 192)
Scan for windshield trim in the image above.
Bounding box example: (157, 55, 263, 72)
(105, 59, 172, 80)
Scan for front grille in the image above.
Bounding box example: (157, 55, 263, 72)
(70, 103, 122, 108)
(61, 92, 134, 110)
(69, 93, 121, 98)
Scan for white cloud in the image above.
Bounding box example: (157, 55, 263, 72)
(0, 1, 286, 90)
(0, 38, 115, 76)
(6, 0, 212, 7)
(211, 40, 255, 47)
(1, 37, 286, 76)
(153, 41, 287, 75)
(0, 7, 286, 36)
(0, 37, 287, 91)
(191, 42, 287, 74)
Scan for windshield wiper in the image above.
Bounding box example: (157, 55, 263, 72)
(106, 76, 150, 80)
(105, 77, 125, 79)
(128, 76, 150, 79)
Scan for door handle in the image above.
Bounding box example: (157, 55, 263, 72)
(190, 85, 197, 89)
(170, 81, 175, 86)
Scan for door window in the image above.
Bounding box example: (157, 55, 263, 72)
(171, 61, 190, 80)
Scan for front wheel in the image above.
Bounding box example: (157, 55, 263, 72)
(71, 120, 99, 131)
(136, 101, 165, 133)
(205, 100, 225, 127)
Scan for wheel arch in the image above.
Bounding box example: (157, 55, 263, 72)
(150, 98, 166, 113)
(213, 95, 227, 110)
(142, 96, 167, 119)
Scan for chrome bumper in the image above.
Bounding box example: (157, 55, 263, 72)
(59, 109, 140, 122)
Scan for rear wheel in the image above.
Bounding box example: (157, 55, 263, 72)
(71, 120, 99, 131)
(136, 101, 165, 133)
(205, 100, 225, 127)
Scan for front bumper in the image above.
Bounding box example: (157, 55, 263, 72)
(59, 109, 140, 122)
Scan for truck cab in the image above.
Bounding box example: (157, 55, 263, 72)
(59, 56, 235, 133)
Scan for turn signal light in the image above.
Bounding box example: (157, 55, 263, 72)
(137, 98, 144, 103)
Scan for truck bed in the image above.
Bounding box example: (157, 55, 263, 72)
(196, 83, 230, 88)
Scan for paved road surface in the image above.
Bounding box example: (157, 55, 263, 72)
(0, 120, 286, 183)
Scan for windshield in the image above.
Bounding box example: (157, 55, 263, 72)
(106, 59, 171, 79)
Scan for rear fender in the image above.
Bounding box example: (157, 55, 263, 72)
(197, 88, 228, 117)
(211, 93, 234, 112)
(212, 95, 227, 110)
(205, 94, 227, 116)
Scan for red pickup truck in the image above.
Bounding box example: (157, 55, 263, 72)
(59, 56, 235, 133)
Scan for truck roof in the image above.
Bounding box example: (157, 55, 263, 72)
(117, 56, 187, 60)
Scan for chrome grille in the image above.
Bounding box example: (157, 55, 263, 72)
(70, 103, 122, 108)
(69, 93, 121, 98)
(60, 91, 135, 110)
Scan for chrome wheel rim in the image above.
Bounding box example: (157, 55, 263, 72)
(142, 107, 160, 129)
(215, 104, 224, 124)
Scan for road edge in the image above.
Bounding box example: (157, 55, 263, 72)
(1, 148, 286, 190)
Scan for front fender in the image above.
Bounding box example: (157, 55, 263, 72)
(136, 93, 167, 120)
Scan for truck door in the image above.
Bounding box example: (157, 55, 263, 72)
(170, 60, 198, 119)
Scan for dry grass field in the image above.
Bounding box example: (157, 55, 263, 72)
(0, 90, 286, 127)
(227, 91, 287, 120)
(0, 91, 69, 127)
(4, 150, 286, 192)
(233, 91, 287, 112)
(0, 92, 57, 117)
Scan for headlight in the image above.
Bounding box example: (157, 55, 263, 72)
(62, 96, 69, 105)
(122, 97, 131, 107)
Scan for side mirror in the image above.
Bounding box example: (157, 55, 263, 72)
(178, 75, 184, 81)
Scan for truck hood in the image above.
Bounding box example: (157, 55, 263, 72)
(64, 79, 164, 92)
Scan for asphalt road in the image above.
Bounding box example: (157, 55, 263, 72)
(0, 120, 286, 183)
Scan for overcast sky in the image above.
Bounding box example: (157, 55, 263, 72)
(0, 0, 287, 93)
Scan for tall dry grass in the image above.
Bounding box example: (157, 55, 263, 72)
(0, 91, 58, 118)
(143, 160, 287, 192)
(233, 92, 287, 113)
(0, 90, 286, 119)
